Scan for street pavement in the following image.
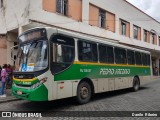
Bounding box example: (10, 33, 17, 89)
(0, 76, 160, 103)
(0, 76, 159, 103)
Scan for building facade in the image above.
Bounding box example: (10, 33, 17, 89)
(0, 0, 160, 75)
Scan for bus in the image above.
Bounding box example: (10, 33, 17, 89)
(12, 27, 152, 104)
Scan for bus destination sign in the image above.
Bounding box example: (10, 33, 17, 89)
(19, 29, 46, 43)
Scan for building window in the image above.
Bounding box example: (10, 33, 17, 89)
(133, 26, 138, 39)
(56, 0, 68, 16)
(99, 9, 106, 28)
(121, 21, 126, 35)
(144, 30, 147, 42)
(120, 19, 130, 37)
(133, 25, 141, 40)
(151, 33, 155, 44)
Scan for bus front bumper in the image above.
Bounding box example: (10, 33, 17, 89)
(12, 84, 48, 101)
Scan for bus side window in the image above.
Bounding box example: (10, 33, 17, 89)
(142, 53, 147, 66)
(135, 52, 142, 65)
(107, 46, 114, 63)
(115, 47, 127, 64)
(99, 44, 107, 63)
(127, 50, 135, 65)
(147, 54, 151, 66)
(78, 40, 97, 62)
(99, 44, 114, 63)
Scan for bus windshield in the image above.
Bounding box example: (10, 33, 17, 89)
(15, 40, 48, 72)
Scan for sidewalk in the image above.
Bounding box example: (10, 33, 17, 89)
(0, 82, 20, 103)
(153, 75, 160, 80)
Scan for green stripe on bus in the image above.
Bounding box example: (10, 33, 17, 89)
(54, 64, 151, 81)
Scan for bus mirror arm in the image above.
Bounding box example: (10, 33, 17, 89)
(10, 45, 18, 61)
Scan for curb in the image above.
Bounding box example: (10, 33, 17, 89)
(153, 77, 160, 80)
(0, 97, 21, 103)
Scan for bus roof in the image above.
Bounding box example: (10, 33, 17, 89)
(55, 28, 150, 54)
(23, 27, 150, 54)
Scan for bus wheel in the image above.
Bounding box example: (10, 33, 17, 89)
(76, 82, 91, 104)
(132, 77, 140, 92)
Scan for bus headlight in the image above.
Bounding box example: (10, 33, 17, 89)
(31, 77, 48, 89)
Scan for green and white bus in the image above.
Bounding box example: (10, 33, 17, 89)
(12, 27, 152, 104)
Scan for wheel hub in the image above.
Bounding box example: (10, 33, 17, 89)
(80, 87, 88, 99)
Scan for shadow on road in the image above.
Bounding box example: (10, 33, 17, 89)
(93, 87, 149, 101)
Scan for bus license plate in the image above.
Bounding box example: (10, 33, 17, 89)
(17, 91, 22, 95)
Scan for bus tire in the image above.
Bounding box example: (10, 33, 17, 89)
(76, 81, 91, 104)
(132, 77, 140, 92)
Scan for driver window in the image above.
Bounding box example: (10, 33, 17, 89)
(51, 35, 75, 74)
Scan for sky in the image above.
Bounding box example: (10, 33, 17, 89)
(127, 0, 160, 21)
